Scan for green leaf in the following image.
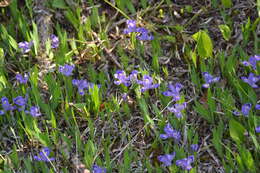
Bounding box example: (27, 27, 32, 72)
(192, 30, 213, 58)
(229, 119, 246, 143)
(218, 24, 231, 41)
(52, 0, 68, 9)
(221, 0, 233, 8)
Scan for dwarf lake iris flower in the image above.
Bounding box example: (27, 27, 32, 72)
(157, 152, 176, 166)
(167, 103, 187, 118)
(114, 70, 131, 86)
(190, 144, 199, 152)
(160, 123, 181, 141)
(51, 34, 59, 48)
(255, 126, 260, 133)
(162, 83, 183, 101)
(202, 72, 220, 88)
(123, 20, 137, 34)
(18, 41, 33, 53)
(136, 27, 154, 41)
(129, 70, 139, 81)
(233, 103, 252, 117)
(137, 75, 159, 92)
(59, 64, 74, 76)
(34, 147, 55, 162)
(72, 79, 99, 96)
(25, 106, 41, 117)
(1, 97, 15, 111)
(13, 96, 27, 111)
(176, 155, 195, 171)
(242, 55, 260, 70)
(241, 73, 260, 88)
(256, 104, 260, 110)
(92, 164, 106, 173)
(16, 73, 29, 84)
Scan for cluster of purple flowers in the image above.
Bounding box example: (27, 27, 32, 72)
(114, 70, 159, 92)
(158, 123, 199, 170)
(123, 20, 154, 41)
(162, 83, 187, 118)
(0, 96, 41, 117)
(18, 34, 59, 53)
(72, 79, 100, 96)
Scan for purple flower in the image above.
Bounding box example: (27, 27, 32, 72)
(202, 72, 220, 88)
(72, 79, 99, 95)
(92, 164, 106, 173)
(18, 41, 33, 53)
(242, 55, 260, 70)
(163, 83, 183, 101)
(123, 20, 137, 34)
(34, 147, 55, 162)
(241, 73, 260, 88)
(255, 126, 260, 133)
(136, 27, 154, 41)
(129, 70, 138, 81)
(0, 110, 4, 115)
(137, 75, 159, 92)
(176, 155, 195, 171)
(16, 73, 29, 84)
(167, 103, 187, 118)
(25, 106, 41, 117)
(157, 152, 176, 166)
(233, 103, 252, 117)
(13, 96, 27, 107)
(59, 64, 74, 76)
(256, 104, 260, 110)
(1, 97, 15, 111)
(160, 123, 181, 141)
(190, 144, 199, 152)
(241, 103, 252, 117)
(51, 34, 59, 48)
(114, 70, 131, 86)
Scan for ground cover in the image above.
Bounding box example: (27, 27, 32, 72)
(0, 0, 260, 172)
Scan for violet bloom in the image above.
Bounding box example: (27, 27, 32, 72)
(16, 73, 29, 84)
(256, 104, 260, 110)
(176, 155, 194, 171)
(233, 103, 252, 117)
(34, 147, 55, 162)
(255, 126, 260, 133)
(136, 27, 154, 41)
(242, 55, 260, 70)
(51, 34, 59, 48)
(92, 164, 106, 173)
(0, 110, 4, 115)
(190, 144, 199, 152)
(160, 123, 181, 141)
(13, 96, 27, 107)
(114, 70, 131, 86)
(123, 20, 137, 34)
(59, 64, 74, 77)
(163, 83, 183, 101)
(157, 152, 176, 166)
(129, 70, 138, 81)
(72, 79, 99, 96)
(202, 72, 220, 88)
(137, 75, 159, 92)
(241, 73, 260, 88)
(241, 103, 252, 117)
(25, 106, 41, 117)
(1, 97, 15, 111)
(167, 103, 187, 118)
(18, 41, 33, 53)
